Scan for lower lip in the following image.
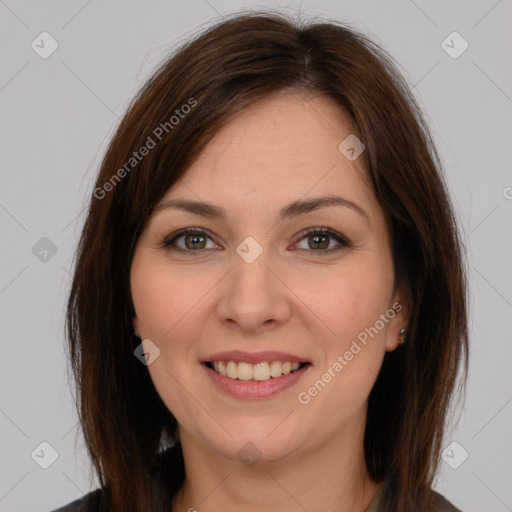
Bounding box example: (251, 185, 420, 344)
(202, 363, 311, 400)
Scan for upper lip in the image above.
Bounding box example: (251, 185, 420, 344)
(202, 350, 310, 364)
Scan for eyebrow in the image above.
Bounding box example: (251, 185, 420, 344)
(153, 195, 370, 224)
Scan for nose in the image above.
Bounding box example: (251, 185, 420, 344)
(216, 245, 292, 334)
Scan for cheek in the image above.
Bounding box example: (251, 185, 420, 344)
(131, 273, 170, 338)
(131, 263, 206, 340)
(302, 263, 393, 409)
(293, 259, 393, 345)
(131, 264, 208, 422)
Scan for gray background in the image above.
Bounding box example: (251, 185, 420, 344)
(1, 1, 511, 511)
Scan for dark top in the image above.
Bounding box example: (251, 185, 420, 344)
(50, 444, 462, 512)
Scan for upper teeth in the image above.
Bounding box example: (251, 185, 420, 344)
(212, 361, 301, 381)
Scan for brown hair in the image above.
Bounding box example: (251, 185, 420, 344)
(66, 10, 469, 511)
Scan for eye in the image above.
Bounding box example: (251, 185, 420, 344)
(292, 227, 351, 254)
(162, 228, 220, 254)
(161, 227, 351, 256)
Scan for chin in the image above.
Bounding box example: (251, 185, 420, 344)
(197, 419, 307, 465)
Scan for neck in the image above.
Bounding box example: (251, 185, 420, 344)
(171, 412, 382, 512)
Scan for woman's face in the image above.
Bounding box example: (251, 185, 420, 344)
(130, 91, 408, 463)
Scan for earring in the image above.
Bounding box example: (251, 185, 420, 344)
(398, 328, 407, 345)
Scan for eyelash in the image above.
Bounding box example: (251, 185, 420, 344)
(161, 227, 351, 256)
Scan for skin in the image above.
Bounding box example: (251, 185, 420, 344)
(130, 90, 410, 512)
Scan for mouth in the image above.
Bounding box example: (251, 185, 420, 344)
(200, 351, 312, 400)
(203, 360, 310, 381)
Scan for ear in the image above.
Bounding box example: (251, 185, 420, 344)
(384, 289, 411, 353)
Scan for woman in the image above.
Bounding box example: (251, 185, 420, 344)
(54, 10, 468, 512)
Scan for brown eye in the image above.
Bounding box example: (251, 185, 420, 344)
(183, 233, 207, 250)
(162, 226, 351, 256)
(163, 229, 219, 254)
(293, 227, 351, 254)
(308, 233, 329, 250)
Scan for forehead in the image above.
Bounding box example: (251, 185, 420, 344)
(159, 91, 376, 222)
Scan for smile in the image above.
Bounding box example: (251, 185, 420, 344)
(201, 350, 312, 399)
(205, 360, 307, 381)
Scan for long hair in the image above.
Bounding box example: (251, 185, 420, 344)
(66, 10, 469, 511)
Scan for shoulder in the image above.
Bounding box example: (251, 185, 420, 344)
(48, 488, 103, 512)
(375, 477, 463, 512)
(429, 489, 463, 512)
(48, 443, 182, 512)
